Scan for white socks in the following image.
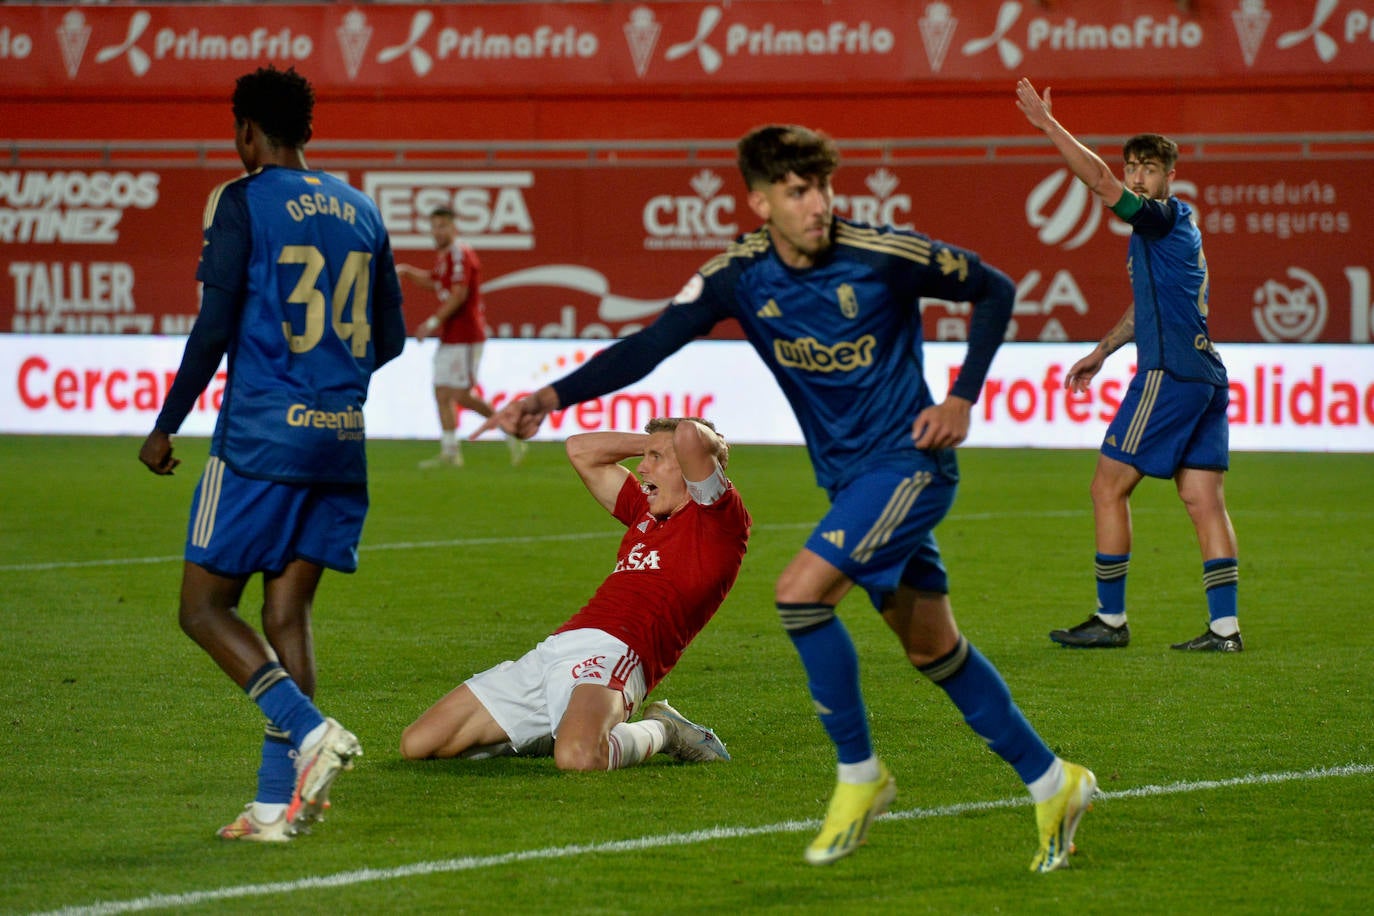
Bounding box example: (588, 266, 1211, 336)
(1210, 615, 1240, 637)
(1027, 757, 1066, 803)
(837, 756, 882, 784)
(298, 721, 327, 753)
(606, 719, 668, 769)
(252, 802, 287, 823)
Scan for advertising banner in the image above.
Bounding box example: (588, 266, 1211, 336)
(4, 335, 1372, 453)
(2, 157, 1369, 343)
(2, 1, 1373, 98)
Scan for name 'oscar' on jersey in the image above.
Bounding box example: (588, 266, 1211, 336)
(197, 166, 403, 483)
(694, 219, 987, 491)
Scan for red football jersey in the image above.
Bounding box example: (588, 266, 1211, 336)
(432, 240, 486, 345)
(555, 475, 751, 693)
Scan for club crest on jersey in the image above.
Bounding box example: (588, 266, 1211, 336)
(836, 283, 859, 319)
(936, 248, 969, 281)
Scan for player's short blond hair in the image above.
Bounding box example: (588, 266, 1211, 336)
(644, 417, 728, 469)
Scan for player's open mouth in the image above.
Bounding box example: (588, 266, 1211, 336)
(641, 481, 658, 496)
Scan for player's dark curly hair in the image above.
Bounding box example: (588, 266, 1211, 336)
(232, 66, 314, 149)
(737, 124, 840, 190)
(1123, 133, 1179, 171)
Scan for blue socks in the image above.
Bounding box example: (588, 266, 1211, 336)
(1094, 552, 1130, 617)
(784, 614, 873, 765)
(920, 637, 1055, 785)
(255, 728, 295, 805)
(1204, 557, 1240, 632)
(783, 608, 1056, 787)
(244, 662, 325, 751)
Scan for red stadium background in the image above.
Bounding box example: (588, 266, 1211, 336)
(3, 0, 1372, 344)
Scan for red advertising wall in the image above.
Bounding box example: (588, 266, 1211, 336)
(4, 1, 1374, 139)
(3, 156, 1371, 343)
(2, 1, 1372, 343)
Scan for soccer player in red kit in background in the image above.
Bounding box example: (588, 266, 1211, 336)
(397, 206, 526, 468)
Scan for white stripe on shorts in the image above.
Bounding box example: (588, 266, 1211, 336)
(192, 457, 225, 549)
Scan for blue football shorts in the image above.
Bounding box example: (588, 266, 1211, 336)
(804, 464, 956, 611)
(184, 455, 369, 577)
(1102, 369, 1230, 479)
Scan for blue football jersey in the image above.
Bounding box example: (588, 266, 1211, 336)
(1122, 196, 1227, 386)
(702, 222, 994, 489)
(196, 166, 404, 484)
(555, 217, 1012, 492)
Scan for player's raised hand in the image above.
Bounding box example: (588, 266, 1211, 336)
(138, 429, 181, 475)
(1015, 78, 1054, 130)
(911, 397, 972, 451)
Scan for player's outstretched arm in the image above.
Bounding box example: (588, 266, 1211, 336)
(472, 385, 559, 441)
(396, 263, 428, 283)
(1015, 78, 1125, 207)
(566, 430, 647, 511)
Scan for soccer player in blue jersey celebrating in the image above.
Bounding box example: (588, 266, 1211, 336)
(138, 66, 407, 841)
(480, 124, 1096, 871)
(1016, 79, 1242, 653)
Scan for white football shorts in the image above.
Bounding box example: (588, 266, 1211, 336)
(432, 342, 484, 389)
(465, 628, 647, 754)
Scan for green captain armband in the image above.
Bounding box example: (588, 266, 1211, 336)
(1110, 189, 1144, 220)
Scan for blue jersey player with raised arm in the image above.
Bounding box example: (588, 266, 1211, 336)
(1016, 79, 1242, 654)
(481, 124, 1097, 872)
(138, 66, 407, 842)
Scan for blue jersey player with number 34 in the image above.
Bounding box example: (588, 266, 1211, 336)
(138, 67, 406, 843)
(480, 124, 1097, 872)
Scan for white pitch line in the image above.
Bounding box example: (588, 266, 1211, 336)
(0, 530, 622, 573)
(2, 504, 1354, 575)
(0, 511, 1087, 574)
(29, 763, 1374, 916)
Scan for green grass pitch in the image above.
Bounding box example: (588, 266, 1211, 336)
(1, 435, 1371, 914)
